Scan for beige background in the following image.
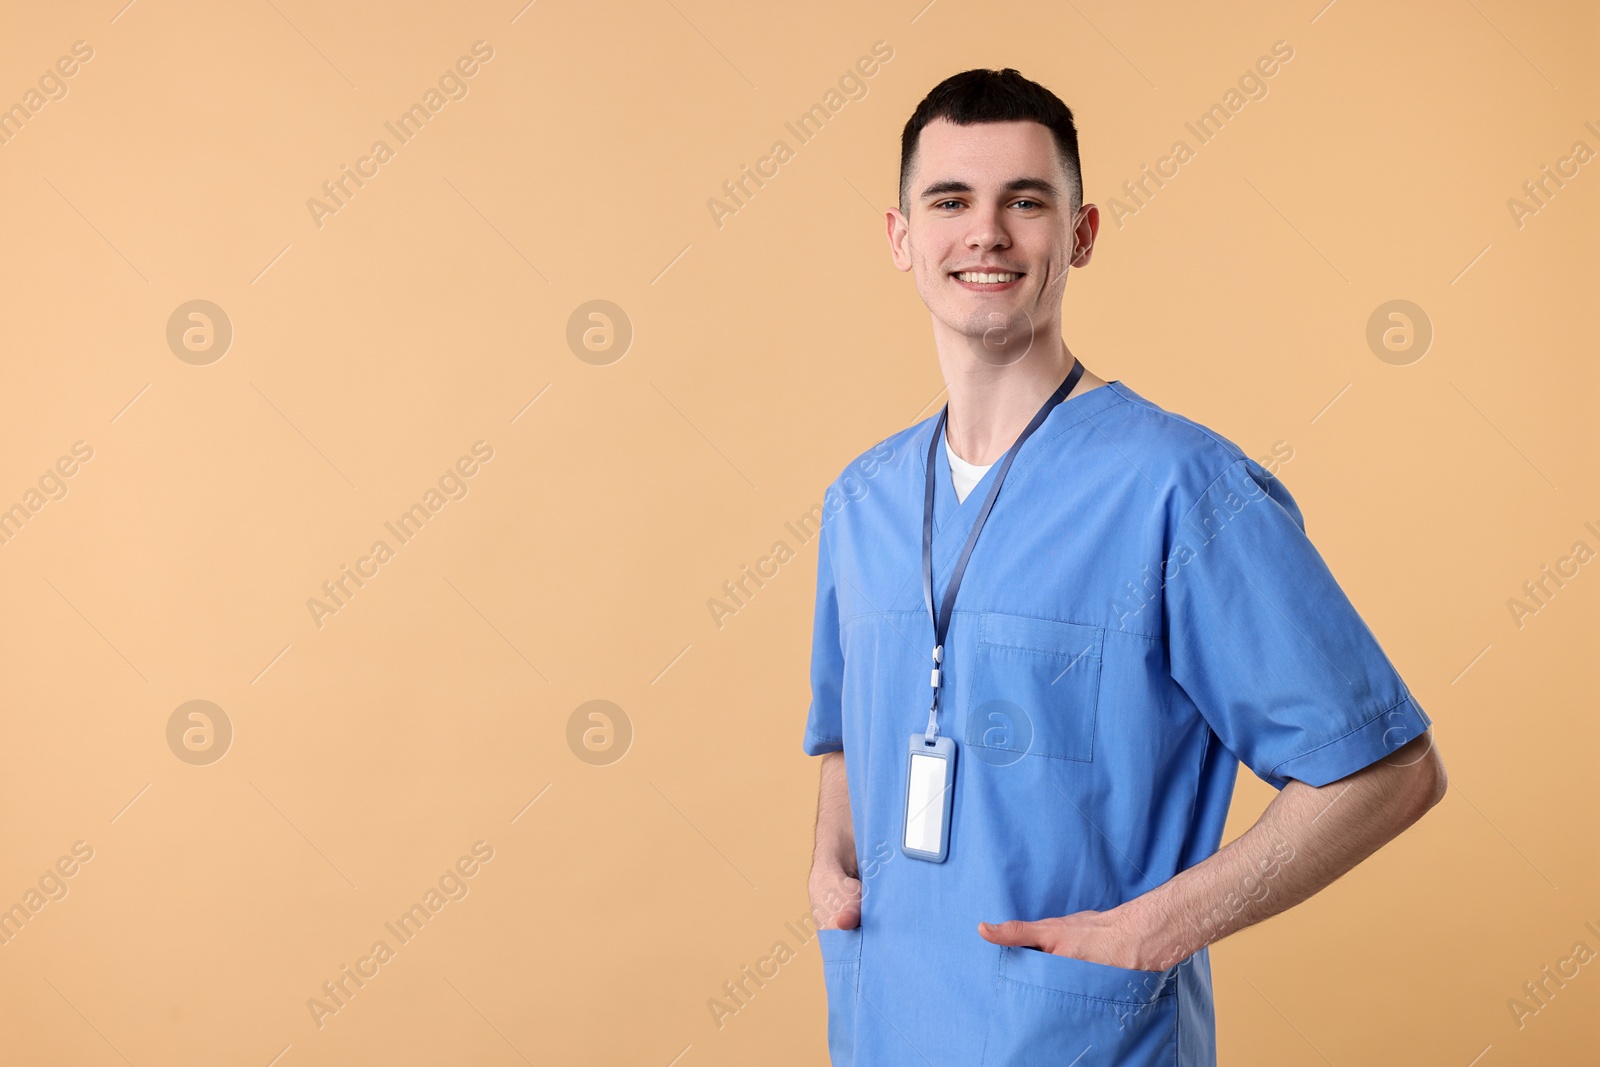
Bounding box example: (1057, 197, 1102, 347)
(1, 0, 1595, 1063)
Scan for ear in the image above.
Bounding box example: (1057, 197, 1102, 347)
(1069, 204, 1100, 268)
(887, 207, 913, 272)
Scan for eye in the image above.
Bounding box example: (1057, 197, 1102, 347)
(1012, 199, 1043, 210)
(935, 199, 963, 210)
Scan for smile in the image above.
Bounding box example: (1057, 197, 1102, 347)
(952, 271, 1024, 290)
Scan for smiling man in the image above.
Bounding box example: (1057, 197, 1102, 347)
(803, 69, 1447, 1066)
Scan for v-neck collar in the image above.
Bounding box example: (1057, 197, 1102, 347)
(933, 429, 998, 531)
(927, 379, 1126, 539)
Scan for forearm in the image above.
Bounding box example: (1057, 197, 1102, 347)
(1122, 732, 1446, 969)
(812, 750, 857, 876)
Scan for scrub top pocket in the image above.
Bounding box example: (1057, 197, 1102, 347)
(980, 946, 1178, 1066)
(967, 614, 1104, 763)
(818, 927, 863, 1065)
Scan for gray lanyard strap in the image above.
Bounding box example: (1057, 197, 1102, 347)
(919, 360, 1085, 740)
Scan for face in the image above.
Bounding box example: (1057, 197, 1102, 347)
(889, 118, 1097, 362)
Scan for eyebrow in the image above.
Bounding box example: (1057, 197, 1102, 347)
(918, 177, 1060, 202)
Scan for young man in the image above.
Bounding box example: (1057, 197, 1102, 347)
(803, 69, 1446, 1066)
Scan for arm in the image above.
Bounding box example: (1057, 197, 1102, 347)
(808, 750, 862, 931)
(979, 730, 1448, 969)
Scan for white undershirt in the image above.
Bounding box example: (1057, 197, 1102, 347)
(945, 426, 996, 505)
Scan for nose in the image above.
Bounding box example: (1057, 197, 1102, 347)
(964, 204, 1011, 253)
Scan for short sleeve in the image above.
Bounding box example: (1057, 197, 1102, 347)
(1163, 460, 1432, 789)
(802, 516, 846, 756)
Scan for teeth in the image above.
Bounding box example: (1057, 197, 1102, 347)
(956, 272, 1020, 283)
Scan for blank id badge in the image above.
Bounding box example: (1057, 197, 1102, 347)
(901, 734, 957, 862)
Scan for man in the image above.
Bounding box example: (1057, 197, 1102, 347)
(803, 68, 1446, 1066)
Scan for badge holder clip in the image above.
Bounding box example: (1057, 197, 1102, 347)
(902, 644, 957, 863)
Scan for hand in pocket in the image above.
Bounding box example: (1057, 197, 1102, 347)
(809, 864, 863, 931)
(978, 906, 1165, 972)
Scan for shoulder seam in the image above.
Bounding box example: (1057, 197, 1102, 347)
(1175, 457, 1256, 530)
(1112, 384, 1245, 471)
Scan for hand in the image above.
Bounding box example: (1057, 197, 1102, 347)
(977, 906, 1165, 972)
(809, 863, 863, 931)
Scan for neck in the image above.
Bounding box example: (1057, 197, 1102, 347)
(935, 332, 1106, 465)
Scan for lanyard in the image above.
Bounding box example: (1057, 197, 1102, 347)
(920, 359, 1085, 741)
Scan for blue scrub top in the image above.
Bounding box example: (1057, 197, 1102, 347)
(803, 380, 1432, 1066)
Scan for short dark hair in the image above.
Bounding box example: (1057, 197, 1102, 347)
(898, 68, 1082, 217)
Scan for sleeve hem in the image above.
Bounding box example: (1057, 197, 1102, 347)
(802, 735, 844, 756)
(1266, 693, 1433, 788)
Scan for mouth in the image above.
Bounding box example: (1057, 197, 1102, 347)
(950, 270, 1025, 291)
